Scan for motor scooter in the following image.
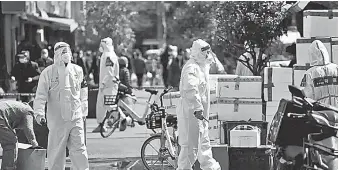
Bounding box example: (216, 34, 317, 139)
(268, 85, 338, 170)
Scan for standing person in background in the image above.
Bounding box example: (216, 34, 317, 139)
(11, 52, 41, 102)
(93, 38, 122, 133)
(235, 42, 267, 76)
(77, 51, 96, 82)
(36, 49, 53, 71)
(160, 45, 170, 88)
(72, 51, 80, 65)
(145, 54, 157, 86)
(286, 43, 297, 68)
(133, 52, 146, 89)
(34, 42, 89, 170)
(119, 56, 132, 88)
(167, 46, 181, 91)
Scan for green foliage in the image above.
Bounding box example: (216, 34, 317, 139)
(167, 1, 218, 49)
(215, 1, 288, 75)
(85, 1, 136, 52)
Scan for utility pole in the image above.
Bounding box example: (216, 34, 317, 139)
(156, 1, 167, 48)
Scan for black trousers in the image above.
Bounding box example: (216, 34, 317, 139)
(162, 68, 168, 88)
(136, 73, 143, 88)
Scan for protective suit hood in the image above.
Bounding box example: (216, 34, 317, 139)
(190, 39, 214, 66)
(100, 37, 114, 52)
(54, 42, 72, 66)
(308, 40, 331, 66)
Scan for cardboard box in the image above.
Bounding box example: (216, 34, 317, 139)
(331, 37, 338, 64)
(303, 10, 338, 37)
(217, 75, 262, 99)
(210, 74, 219, 101)
(292, 65, 313, 88)
(208, 114, 220, 142)
(162, 91, 180, 115)
(230, 125, 261, 147)
(263, 67, 292, 102)
(266, 101, 280, 117)
(217, 98, 263, 121)
(193, 145, 229, 170)
(296, 37, 332, 66)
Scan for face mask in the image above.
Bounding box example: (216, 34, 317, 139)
(19, 58, 28, 63)
(61, 54, 72, 63)
(42, 54, 48, 58)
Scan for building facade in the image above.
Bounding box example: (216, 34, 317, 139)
(0, 1, 85, 78)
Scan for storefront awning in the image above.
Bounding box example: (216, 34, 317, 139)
(21, 14, 79, 32)
(43, 17, 79, 32)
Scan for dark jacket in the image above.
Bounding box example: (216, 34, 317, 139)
(36, 57, 53, 71)
(11, 61, 41, 93)
(0, 100, 38, 145)
(133, 58, 146, 75)
(119, 67, 131, 87)
(77, 57, 98, 81)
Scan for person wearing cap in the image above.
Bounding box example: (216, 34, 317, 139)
(0, 100, 42, 170)
(33, 42, 89, 170)
(11, 52, 41, 102)
(176, 39, 221, 170)
(93, 37, 121, 133)
(36, 49, 53, 71)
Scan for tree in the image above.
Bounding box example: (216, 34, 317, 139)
(84, 1, 136, 52)
(215, 1, 288, 76)
(166, 1, 218, 49)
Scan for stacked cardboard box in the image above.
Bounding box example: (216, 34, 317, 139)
(303, 10, 338, 37)
(263, 67, 293, 127)
(217, 75, 263, 122)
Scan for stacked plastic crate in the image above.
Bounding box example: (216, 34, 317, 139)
(293, 10, 338, 88)
(263, 67, 293, 129)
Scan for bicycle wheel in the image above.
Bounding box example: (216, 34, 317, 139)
(141, 135, 178, 170)
(100, 110, 120, 138)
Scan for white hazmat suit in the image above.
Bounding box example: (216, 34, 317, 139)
(177, 39, 221, 170)
(301, 40, 338, 108)
(95, 38, 121, 126)
(34, 42, 89, 170)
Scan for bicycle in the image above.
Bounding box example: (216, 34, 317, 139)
(141, 86, 179, 170)
(100, 78, 161, 138)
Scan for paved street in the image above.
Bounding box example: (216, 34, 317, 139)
(0, 89, 163, 169)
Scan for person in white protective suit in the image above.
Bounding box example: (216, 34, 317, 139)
(177, 39, 221, 170)
(33, 42, 89, 170)
(300, 40, 338, 108)
(235, 41, 267, 76)
(93, 37, 127, 133)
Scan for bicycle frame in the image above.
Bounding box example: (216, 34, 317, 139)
(117, 92, 158, 122)
(160, 115, 177, 159)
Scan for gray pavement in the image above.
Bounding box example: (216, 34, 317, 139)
(0, 89, 162, 169)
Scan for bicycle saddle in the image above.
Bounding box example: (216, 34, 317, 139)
(145, 89, 158, 95)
